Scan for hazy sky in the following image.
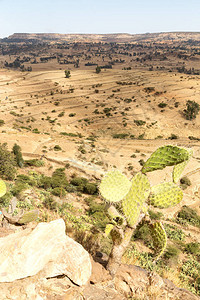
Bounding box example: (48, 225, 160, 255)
(0, 0, 200, 38)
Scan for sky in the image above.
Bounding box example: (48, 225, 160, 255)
(0, 0, 200, 38)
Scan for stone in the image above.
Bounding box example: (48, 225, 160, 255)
(0, 219, 91, 286)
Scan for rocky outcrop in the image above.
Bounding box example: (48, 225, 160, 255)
(0, 219, 91, 286)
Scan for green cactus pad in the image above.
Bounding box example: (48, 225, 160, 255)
(0, 180, 6, 198)
(122, 173, 150, 227)
(105, 224, 114, 237)
(18, 210, 39, 224)
(149, 182, 183, 208)
(141, 145, 190, 173)
(151, 221, 167, 259)
(99, 170, 131, 203)
(173, 149, 193, 183)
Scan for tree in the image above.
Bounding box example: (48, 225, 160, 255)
(12, 143, 24, 168)
(65, 70, 71, 78)
(0, 143, 16, 180)
(99, 145, 192, 276)
(184, 100, 200, 120)
(96, 66, 101, 74)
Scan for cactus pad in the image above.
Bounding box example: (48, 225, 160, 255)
(122, 173, 150, 227)
(99, 170, 131, 203)
(105, 224, 114, 237)
(151, 221, 167, 259)
(0, 180, 6, 198)
(173, 149, 193, 183)
(142, 145, 190, 173)
(149, 182, 183, 208)
(18, 210, 39, 224)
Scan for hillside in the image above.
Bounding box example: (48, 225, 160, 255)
(0, 33, 200, 298)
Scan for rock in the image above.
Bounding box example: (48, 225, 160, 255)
(115, 264, 200, 300)
(90, 257, 111, 283)
(0, 219, 91, 286)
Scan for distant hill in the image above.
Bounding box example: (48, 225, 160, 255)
(4, 32, 200, 43)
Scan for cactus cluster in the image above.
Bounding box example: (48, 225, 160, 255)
(99, 145, 192, 260)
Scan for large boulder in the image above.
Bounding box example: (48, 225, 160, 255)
(0, 219, 91, 286)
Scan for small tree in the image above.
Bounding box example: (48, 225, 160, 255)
(96, 66, 101, 74)
(0, 143, 16, 180)
(184, 100, 200, 120)
(12, 143, 24, 168)
(65, 70, 71, 78)
(99, 145, 192, 276)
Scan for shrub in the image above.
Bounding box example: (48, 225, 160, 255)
(12, 143, 24, 168)
(65, 70, 71, 78)
(0, 143, 16, 180)
(96, 66, 101, 74)
(51, 168, 68, 189)
(180, 176, 191, 186)
(134, 120, 146, 126)
(70, 177, 97, 195)
(112, 133, 129, 139)
(185, 242, 200, 255)
(52, 187, 66, 197)
(164, 245, 180, 260)
(177, 206, 200, 227)
(158, 102, 167, 108)
(43, 195, 57, 210)
(69, 113, 76, 117)
(25, 159, 45, 167)
(54, 145, 62, 151)
(0, 120, 5, 126)
(168, 134, 178, 140)
(148, 209, 163, 220)
(184, 100, 200, 120)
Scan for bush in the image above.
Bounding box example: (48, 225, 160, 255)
(52, 187, 66, 197)
(25, 159, 45, 167)
(168, 134, 178, 140)
(185, 242, 200, 255)
(43, 195, 57, 210)
(11, 181, 28, 197)
(16, 174, 36, 186)
(12, 143, 24, 168)
(51, 168, 68, 189)
(0, 143, 16, 180)
(134, 223, 153, 248)
(180, 176, 191, 186)
(65, 70, 71, 78)
(134, 120, 146, 126)
(177, 206, 200, 227)
(70, 177, 98, 195)
(0, 120, 5, 126)
(158, 102, 167, 108)
(184, 100, 200, 120)
(164, 245, 180, 260)
(148, 209, 163, 220)
(96, 66, 101, 74)
(54, 145, 62, 151)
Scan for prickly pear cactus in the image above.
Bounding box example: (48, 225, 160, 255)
(150, 221, 167, 259)
(99, 170, 131, 203)
(173, 148, 193, 183)
(142, 145, 190, 173)
(105, 224, 114, 237)
(149, 182, 183, 208)
(17, 210, 39, 224)
(122, 173, 150, 227)
(0, 180, 6, 198)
